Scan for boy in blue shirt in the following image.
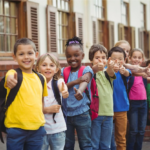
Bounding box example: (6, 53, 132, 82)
(108, 47, 131, 150)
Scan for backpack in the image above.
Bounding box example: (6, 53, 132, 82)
(63, 66, 91, 114)
(0, 68, 44, 143)
(90, 71, 112, 120)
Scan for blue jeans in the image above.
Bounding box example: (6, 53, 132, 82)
(41, 131, 66, 150)
(111, 123, 116, 150)
(127, 100, 147, 150)
(6, 126, 46, 150)
(91, 116, 113, 150)
(64, 111, 92, 150)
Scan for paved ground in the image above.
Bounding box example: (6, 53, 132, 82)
(0, 134, 150, 150)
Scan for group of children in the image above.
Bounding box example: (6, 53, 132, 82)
(3, 37, 150, 150)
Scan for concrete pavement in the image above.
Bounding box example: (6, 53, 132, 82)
(0, 135, 150, 150)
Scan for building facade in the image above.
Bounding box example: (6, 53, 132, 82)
(0, 0, 150, 140)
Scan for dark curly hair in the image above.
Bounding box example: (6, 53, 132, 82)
(65, 36, 83, 51)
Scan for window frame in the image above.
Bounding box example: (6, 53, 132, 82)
(0, 0, 19, 57)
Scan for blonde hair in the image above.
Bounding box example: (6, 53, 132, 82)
(114, 40, 130, 48)
(35, 53, 61, 80)
(130, 48, 145, 59)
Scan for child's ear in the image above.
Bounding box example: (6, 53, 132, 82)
(55, 68, 59, 74)
(12, 54, 17, 62)
(82, 53, 85, 59)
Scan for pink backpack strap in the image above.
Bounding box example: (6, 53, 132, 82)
(78, 66, 86, 78)
(63, 66, 71, 83)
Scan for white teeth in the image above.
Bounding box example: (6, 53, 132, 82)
(72, 62, 76, 64)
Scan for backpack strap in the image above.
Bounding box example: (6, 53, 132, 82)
(127, 76, 134, 96)
(143, 78, 147, 89)
(0, 68, 23, 143)
(63, 66, 71, 83)
(51, 79, 61, 123)
(4, 68, 23, 110)
(104, 71, 112, 88)
(32, 70, 44, 89)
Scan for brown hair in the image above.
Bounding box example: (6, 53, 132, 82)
(13, 38, 36, 55)
(130, 48, 145, 59)
(35, 53, 61, 80)
(89, 44, 107, 61)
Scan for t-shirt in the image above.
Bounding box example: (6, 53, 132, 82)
(96, 71, 116, 116)
(44, 78, 66, 134)
(4, 69, 48, 130)
(113, 69, 131, 112)
(129, 76, 147, 100)
(61, 66, 94, 116)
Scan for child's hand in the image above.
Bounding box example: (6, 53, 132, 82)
(61, 82, 69, 99)
(78, 76, 89, 83)
(119, 66, 126, 74)
(74, 87, 83, 100)
(107, 57, 114, 68)
(92, 59, 104, 73)
(141, 72, 148, 78)
(48, 105, 61, 113)
(6, 73, 18, 89)
(113, 60, 119, 73)
(145, 64, 150, 76)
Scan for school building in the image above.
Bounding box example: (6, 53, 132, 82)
(0, 0, 150, 140)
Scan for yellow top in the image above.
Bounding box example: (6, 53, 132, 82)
(4, 69, 48, 130)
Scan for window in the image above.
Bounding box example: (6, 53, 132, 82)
(0, 1, 18, 53)
(140, 3, 146, 29)
(94, 0, 105, 19)
(98, 21, 104, 45)
(121, 2, 129, 26)
(52, 0, 69, 55)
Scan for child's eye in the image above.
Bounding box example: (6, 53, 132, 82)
(50, 64, 54, 67)
(42, 64, 46, 66)
(28, 52, 33, 55)
(74, 54, 79, 57)
(19, 53, 23, 55)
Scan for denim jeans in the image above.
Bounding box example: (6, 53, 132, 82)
(41, 131, 66, 150)
(64, 111, 92, 150)
(127, 100, 147, 150)
(6, 126, 46, 150)
(111, 123, 116, 150)
(91, 116, 113, 150)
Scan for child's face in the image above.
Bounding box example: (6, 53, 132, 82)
(38, 56, 58, 82)
(65, 45, 84, 72)
(110, 52, 125, 67)
(91, 51, 107, 66)
(130, 51, 144, 66)
(119, 43, 130, 58)
(13, 44, 38, 73)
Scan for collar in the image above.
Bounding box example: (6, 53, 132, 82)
(47, 78, 53, 89)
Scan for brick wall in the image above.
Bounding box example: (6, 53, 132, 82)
(0, 63, 150, 141)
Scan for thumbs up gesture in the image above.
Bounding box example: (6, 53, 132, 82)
(92, 58, 104, 73)
(107, 57, 114, 68)
(119, 62, 126, 75)
(113, 60, 120, 73)
(61, 82, 69, 99)
(74, 87, 83, 100)
(6, 72, 18, 89)
(58, 81, 69, 99)
(145, 64, 150, 76)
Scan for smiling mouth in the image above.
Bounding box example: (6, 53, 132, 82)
(23, 61, 31, 64)
(71, 62, 77, 64)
